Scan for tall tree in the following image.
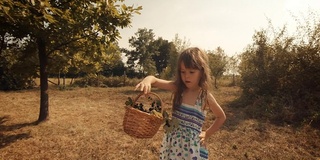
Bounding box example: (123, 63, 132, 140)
(172, 33, 191, 53)
(124, 28, 156, 76)
(0, 0, 141, 122)
(150, 38, 176, 75)
(101, 43, 125, 76)
(225, 55, 240, 86)
(207, 47, 228, 88)
(162, 34, 190, 79)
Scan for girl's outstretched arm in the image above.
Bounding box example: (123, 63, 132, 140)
(200, 93, 226, 146)
(135, 75, 176, 94)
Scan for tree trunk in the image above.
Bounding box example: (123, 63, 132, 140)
(214, 76, 218, 89)
(70, 77, 74, 85)
(232, 74, 236, 86)
(123, 71, 126, 87)
(58, 70, 60, 86)
(63, 74, 66, 88)
(37, 37, 49, 122)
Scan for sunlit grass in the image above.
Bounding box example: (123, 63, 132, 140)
(0, 77, 319, 159)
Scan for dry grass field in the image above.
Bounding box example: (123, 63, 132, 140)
(0, 79, 320, 160)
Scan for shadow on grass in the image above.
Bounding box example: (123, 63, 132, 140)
(225, 96, 320, 131)
(222, 95, 287, 132)
(220, 98, 249, 131)
(0, 116, 37, 149)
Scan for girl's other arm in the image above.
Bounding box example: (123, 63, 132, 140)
(135, 75, 176, 94)
(205, 93, 226, 137)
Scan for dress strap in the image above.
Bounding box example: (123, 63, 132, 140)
(203, 90, 208, 112)
(196, 89, 207, 112)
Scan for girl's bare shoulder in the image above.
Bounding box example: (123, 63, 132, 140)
(206, 92, 219, 106)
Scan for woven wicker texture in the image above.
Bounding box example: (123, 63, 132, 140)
(123, 92, 164, 138)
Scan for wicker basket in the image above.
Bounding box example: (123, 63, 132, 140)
(123, 92, 164, 138)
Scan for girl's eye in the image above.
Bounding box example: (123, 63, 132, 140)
(180, 71, 185, 74)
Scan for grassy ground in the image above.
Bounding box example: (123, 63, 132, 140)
(0, 79, 319, 159)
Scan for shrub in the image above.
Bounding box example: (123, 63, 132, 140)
(73, 74, 106, 87)
(238, 18, 320, 127)
(73, 75, 141, 88)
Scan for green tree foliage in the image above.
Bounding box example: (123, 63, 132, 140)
(124, 29, 178, 78)
(101, 43, 125, 76)
(0, 37, 38, 90)
(0, 0, 141, 122)
(239, 16, 320, 126)
(161, 34, 189, 79)
(225, 55, 240, 86)
(151, 38, 176, 75)
(240, 30, 275, 96)
(124, 28, 156, 76)
(172, 33, 191, 53)
(207, 47, 228, 88)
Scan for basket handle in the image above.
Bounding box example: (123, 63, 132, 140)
(133, 92, 164, 113)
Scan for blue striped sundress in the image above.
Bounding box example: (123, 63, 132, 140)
(159, 94, 208, 160)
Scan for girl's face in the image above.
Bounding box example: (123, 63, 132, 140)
(180, 62, 201, 90)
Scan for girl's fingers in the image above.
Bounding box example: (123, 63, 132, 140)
(144, 84, 151, 94)
(135, 83, 141, 91)
(143, 85, 146, 94)
(134, 83, 151, 94)
(199, 131, 207, 147)
(200, 138, 206, 147)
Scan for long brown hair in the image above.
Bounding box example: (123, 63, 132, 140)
(172, 47, 212, 109)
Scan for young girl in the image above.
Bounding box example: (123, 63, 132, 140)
(135, 47, 226, 160)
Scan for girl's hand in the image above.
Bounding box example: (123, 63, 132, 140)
(135, 77, 153, 94)
(199, 131, 207, 147)
(135, 82, 151, 94)
(134, 75, 175, 94)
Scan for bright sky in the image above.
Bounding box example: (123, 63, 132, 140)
(118, 0, 320, 56)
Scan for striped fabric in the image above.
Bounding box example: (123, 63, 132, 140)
(160, 93, 209, 160)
